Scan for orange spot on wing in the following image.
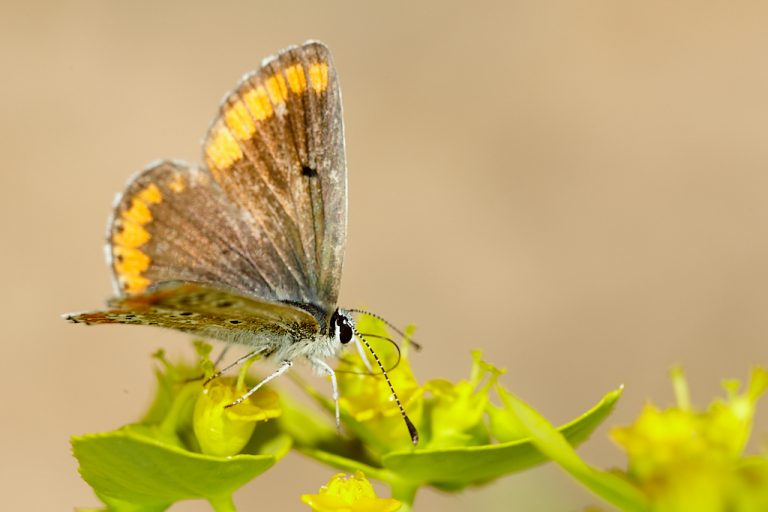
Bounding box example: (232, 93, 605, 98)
(224, 100, 256, 140)
(121, 183, 163, 224)
(114, 246, 151, 274)
(123, 197, 152, 225)
(113, 221, 150, 248)
(205, 125, 243, 171)
(138, 183, 162, 204)
(122, 275, 152, 294)
(309, 63, 329, 93)
(112, 182, 163, 294)
(113, 245, 152, 294)
(243, 86, 273, 121)
(168, 173, 186, 193)
(285, 64, 307, 94)
(265, 75, 288, 104)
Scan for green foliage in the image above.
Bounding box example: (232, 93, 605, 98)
(72, 427, 288, 511)
(72, 346, 290, 511)
(380, 386, 621, 490)
(285, 315, 622, 505)
(72, 319, 768, 511)
(500, 386, 650, 512)
(507, 366, 768, 512)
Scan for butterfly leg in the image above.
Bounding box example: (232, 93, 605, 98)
(225, 360, 292, 408)
(354, 337, 374, 373)
(213, 345, 231, 367)
(312, 358, 341, 432)
(205, 347, 266, 386)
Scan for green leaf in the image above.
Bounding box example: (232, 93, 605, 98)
(379, 386, 623, 490)
(277, 394, 338, 448)
(96, 492, 170, 512)
(499, 386, 650, 512)
(295, 446, 396, 484)
(72, 427, 290, 509)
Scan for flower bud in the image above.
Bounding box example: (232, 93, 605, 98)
(193, 378, 281, 457)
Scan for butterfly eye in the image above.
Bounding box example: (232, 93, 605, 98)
(338, 318, 353, 344)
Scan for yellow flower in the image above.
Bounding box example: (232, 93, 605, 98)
(610, 367, 768, 510)
(301, 471, 401, 512)
(423, 350, 504, 448)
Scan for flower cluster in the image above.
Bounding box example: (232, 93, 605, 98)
(290, 314, 620, 506)
(302, 471, 401, 512)
(610, 367, 768, 511)
(502, 365, 768, 512)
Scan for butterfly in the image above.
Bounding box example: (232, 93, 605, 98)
(66, 41, 418, 444)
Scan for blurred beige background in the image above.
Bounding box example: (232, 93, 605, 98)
(4, 0, 768, 510)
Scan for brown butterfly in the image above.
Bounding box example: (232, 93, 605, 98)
(66, 41, 418, 444)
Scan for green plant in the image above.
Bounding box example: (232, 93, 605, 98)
(71, 318, 768, 511)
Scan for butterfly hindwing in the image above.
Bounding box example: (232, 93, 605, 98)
(108, 160, 305, 302)
(67, 281, 320, 346)
(202, 41, 347, 312)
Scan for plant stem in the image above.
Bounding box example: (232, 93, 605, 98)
(390, 480, 419, 512)
(209, 494, 237, 512)
(159, 381, 199, 436)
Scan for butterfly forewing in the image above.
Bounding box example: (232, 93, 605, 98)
(68, 282, 320, 346)
(75, 42, 347, 348)
(202, 41, 347, 312)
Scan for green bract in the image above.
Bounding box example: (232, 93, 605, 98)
(72, 426, 289, 511)
(72, 344, 290, 511)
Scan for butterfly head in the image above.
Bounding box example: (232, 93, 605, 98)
(329, 308, 354, 346)
(328, 308, 419, 445)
